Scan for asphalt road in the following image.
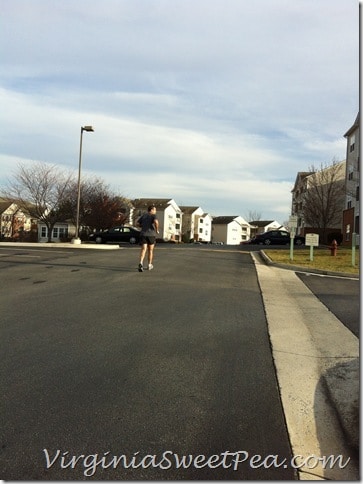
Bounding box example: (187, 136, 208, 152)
(1, 246, 295, 480)
(296, 272, 360, 338)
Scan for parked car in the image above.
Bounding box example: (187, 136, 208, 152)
(249, 230, 305, 246)
(89, 226, 141, 244)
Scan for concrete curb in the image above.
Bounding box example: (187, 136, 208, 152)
(255, 251, 359, 457)
(259, 249, 359, 279)
(0, 242, 120, 249)
(253, 254, 359, 479)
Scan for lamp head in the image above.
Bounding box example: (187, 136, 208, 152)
(82, 126, 94, 132)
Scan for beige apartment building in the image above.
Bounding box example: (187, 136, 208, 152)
(291, 161, 346, 244)
(342, 113, 360, 246)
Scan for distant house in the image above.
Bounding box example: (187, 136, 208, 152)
(37, 222, 73, 243)
(180, 206, 212, 243)
(249, 220, 283, 237)
(342, 112, 360, 246)
(212, 216, 251, 245)
(0, 198, 36, 240)
(131, 198, 183, 242)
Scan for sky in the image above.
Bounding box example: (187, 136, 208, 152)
(0, 0, 359, 222)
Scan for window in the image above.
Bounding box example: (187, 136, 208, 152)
(41, 227, 47, 237)
(176, 213, 181, 218)
(176, 223, 180, 230)
(348, 170, 354, 180)
(347, 200, 352, 209)
(200, 218, 203, 223)
(53, 228, 58, 238)
(356, 186, 360, 202)
(350, 134, 355, 153)
(199, 228, 203, 234)
(345, 224, 350, 242)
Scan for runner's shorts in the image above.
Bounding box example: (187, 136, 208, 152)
(140, 235, 156, 245)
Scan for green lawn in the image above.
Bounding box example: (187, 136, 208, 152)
(264, 247, 360, 275)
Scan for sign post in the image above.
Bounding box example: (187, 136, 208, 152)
(288, 216, 298, 261)
(289, 229, 295, 261)
(305, 233, 319, 261)
(352, 233, 359, 266)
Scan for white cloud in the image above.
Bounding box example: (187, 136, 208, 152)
(0, 0, 358, 222)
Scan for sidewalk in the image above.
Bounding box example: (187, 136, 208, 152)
(252, 252, 359, 480)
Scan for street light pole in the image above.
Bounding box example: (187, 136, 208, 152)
(72, 125, 94, 244)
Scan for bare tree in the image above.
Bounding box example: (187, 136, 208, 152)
(246, 210, 262, 223)
(2, 162, 133, 241)
(3, 161, 73, 242)
(303, 160, 346, 243)
(62, 177, 132, 235)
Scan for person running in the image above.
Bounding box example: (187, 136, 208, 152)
(136, 205, 159, 272)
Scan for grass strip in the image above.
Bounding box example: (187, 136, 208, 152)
(264, 248, 359, 275)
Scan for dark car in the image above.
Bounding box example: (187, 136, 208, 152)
(89, 226, 141, 244)
(249, 230, 305, 246)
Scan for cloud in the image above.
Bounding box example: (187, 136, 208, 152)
(0, 0, 358, 221)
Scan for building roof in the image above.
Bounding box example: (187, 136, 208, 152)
(249, 220, 276, 227)
(344, 112, 359, 138)
(212, 216, 239, 224)
(132, 198, 173, 210)
(0, 197, 36, 216)
(179, 206, 201, 215)
(0, 200, 13, 214)
(291, 171, 314, 192)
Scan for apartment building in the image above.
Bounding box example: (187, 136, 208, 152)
(179, 206, 212, 243)
(342, 113, 360, 245)
(212, 216, 251, 245)
(131, 198, 183, 242)
(291, 161, 346, 243)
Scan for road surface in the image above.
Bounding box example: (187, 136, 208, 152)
(2, 245, 296, 479)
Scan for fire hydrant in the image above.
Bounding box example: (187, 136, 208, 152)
(329, 239, 338, 256)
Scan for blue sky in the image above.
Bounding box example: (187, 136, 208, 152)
(0, 0, 359, 222)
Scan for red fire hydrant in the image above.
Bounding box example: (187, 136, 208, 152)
(329, 239, 338, 256)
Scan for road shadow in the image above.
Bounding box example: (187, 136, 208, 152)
(0, 258, 136, 273)
(313, 358, 359, 480)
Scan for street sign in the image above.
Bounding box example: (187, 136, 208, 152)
(305, 233, 319, 247)
(289, 215, 298, 228)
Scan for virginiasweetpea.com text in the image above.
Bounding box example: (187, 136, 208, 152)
(43, 448, 351, 477)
